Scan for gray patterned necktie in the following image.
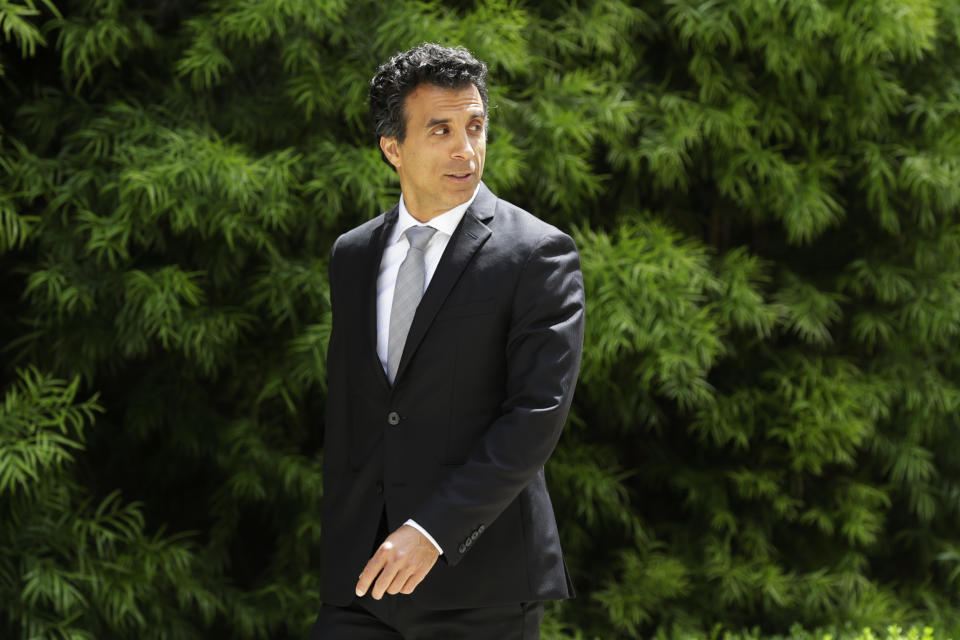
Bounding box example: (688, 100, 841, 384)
(387, 225, 437, 383)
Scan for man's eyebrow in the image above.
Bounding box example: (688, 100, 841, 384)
(424, 112, 487, 128)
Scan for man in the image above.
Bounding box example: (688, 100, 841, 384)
(311, 43, 585, 639)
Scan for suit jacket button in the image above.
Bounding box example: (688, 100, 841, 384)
(387, 411, 400, 425)
(375, 482, 383, 495)
(458, 544, 466, 554)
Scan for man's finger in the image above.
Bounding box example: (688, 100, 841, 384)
(371, 560, 401, 600)
(401, 560, 435, 595)
(386, 566, 415, 595)
(399, 571, 422, 595)
(355, 546, 389, 596)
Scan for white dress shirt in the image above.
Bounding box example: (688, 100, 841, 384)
(376, 185, 481, 555)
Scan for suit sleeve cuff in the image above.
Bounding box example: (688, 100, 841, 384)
(404, 519, 443, 555)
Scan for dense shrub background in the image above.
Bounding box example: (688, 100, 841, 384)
(3, 1, 960, 638)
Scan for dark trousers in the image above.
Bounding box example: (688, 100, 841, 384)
(307, 597, 544, 640)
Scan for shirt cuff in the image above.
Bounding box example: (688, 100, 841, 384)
(404, 519, 443, 555)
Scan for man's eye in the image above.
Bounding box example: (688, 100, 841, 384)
(433, 127, 448, 135)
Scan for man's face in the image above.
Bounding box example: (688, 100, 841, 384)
(380, 83, 486, 222)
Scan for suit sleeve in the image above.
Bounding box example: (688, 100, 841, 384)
(410, 230, 585, 566)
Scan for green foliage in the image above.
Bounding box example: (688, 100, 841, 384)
(659, 625, 952, 640)
(0, 0, 59, 68)
(0, 367, 96, 497)
(3, 0, 960, 638)
(0, 368, 217, 640)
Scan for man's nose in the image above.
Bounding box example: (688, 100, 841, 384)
(451, 129, 476, 159)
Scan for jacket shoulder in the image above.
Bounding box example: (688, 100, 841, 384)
(334, 212, 390, 251)
(329, 208, 396, 268)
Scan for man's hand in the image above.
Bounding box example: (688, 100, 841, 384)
(355, 524, 440, 599)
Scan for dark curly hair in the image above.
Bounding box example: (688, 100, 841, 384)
(369, 43, 488, 155)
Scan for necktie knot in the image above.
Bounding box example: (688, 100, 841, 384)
(405, 225, 436, 251)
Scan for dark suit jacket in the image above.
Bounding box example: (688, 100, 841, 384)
(320, 182, 585, 609)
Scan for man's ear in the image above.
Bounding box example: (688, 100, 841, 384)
(380, 136, 401, 170)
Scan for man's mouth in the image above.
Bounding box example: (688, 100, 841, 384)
(446, 172, 472, 181)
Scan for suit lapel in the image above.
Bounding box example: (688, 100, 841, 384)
(364, 206, 397, 391)
(393, 186, 496, 385)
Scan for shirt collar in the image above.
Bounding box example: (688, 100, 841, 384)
(391, 185, 481, 245)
